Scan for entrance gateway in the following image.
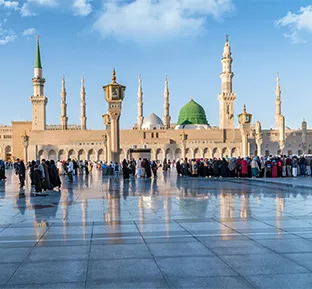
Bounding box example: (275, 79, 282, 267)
(129, 148, 151, 160)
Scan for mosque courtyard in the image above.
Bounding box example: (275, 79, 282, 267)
(1, 171, 312, 288)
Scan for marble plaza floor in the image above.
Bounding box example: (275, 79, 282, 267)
(1, 171, 312, 288)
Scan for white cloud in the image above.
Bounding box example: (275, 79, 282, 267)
(23, 27, 36, 36)
(0, 34, 16, 44)
(73, 0, 92, 16)
(94, 0, 233, 41)
(0, 0, 19, 10)
(20, 0, 59, 17)
(276, 5, 312, 43)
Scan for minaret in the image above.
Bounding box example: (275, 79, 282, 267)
(60, 75, 68, 130)
(302, 119, 307, 153)
(80, 74, 87, 130)
(137, 75, 144, 130)
(163, 76, 171, 129)
(279, 114, 285, 154)
(275, 73, 282, 128)
(218, 35, 236, 129)
(31, 35, 48, 130)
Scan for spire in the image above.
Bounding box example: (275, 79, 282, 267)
(223, 34, 231, 58)
(243, 104, 247, 113)
(35, 35, 42, 69)
(137, 74, 143, 130)
(112, 68, 116, 84)
(60, 75, 68, 130)
(61, 75, 66, 94)
(81, 73, 85, 96)
(276, 72, 280, 85)
(163, 75, 170, 129)
(276, 72, 281, 99)
(275, 73, 282, 128)
(138, 74, 142, 90)
(80, 73, 87, 130)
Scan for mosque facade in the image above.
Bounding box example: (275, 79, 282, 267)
(0, 37, 310, 163)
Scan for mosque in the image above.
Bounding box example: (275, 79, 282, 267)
(0, 36, 310, 163)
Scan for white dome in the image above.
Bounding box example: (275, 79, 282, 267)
(142, 113, 164, 130)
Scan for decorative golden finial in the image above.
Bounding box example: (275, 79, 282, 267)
(112, 68, 116, 84)
(243, 104, 247, 113)
(181, 129, 186, 141)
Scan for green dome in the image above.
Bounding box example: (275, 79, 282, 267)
(177, 99, 208, 125)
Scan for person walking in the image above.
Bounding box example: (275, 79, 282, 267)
(122, 159, 130, 180)
(306, 156, 311, 177)
(49, 160, 61, 189)
(33, 164, 43, 194)
(114, 162, 120, 178)
(300, 156, 306, 176)
(251, 157, 259, 178)
(292, 157, 298, 177)
(18, 159, 26, 188)
(152, 161, 158, 178)
(67, 158, 74, 183)
(136, 158, 142, 178)
(286, 156, 292, 177)
(0, 159, 6, 181)
(241, 158, 248, 178)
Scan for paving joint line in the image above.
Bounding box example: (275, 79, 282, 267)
(172, 219, 257, 289)
(215, 219, 312, 275)
(133, 221, 171, 289)
(84, 221, 94, 289)
(4, 224, 50, 285)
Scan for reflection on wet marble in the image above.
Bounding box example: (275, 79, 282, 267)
(1, 171, 312, 288)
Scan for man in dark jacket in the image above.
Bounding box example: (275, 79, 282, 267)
(16, 159, 26, 188)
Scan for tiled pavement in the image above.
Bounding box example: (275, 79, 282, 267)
(1, 171, 312, 288)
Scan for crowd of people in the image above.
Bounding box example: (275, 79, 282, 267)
(1, 155, 312, 192)
(176, 155, 312, 178)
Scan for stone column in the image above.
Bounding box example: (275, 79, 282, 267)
(240, 130, 248, 157)
(109, 112, 121, 163)
(21, 133, 29, 163)
(255, 121, 263, 156)
(279, 115, 285, 155)
(256, 139, 263, 157)
(238, 105, 252, 157)
(180, 130, 187, 161)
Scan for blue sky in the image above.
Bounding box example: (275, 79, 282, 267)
(0, 0, 311, 130)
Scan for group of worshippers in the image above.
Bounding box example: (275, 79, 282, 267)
(28, 159, 62, 193)
(0, 159, 6, 181)
(57, 159, 93, 176)
(119, 158, 159, 180)
(176, 155, 312, 178)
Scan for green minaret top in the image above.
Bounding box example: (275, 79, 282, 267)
(35, 35, 42, 69)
